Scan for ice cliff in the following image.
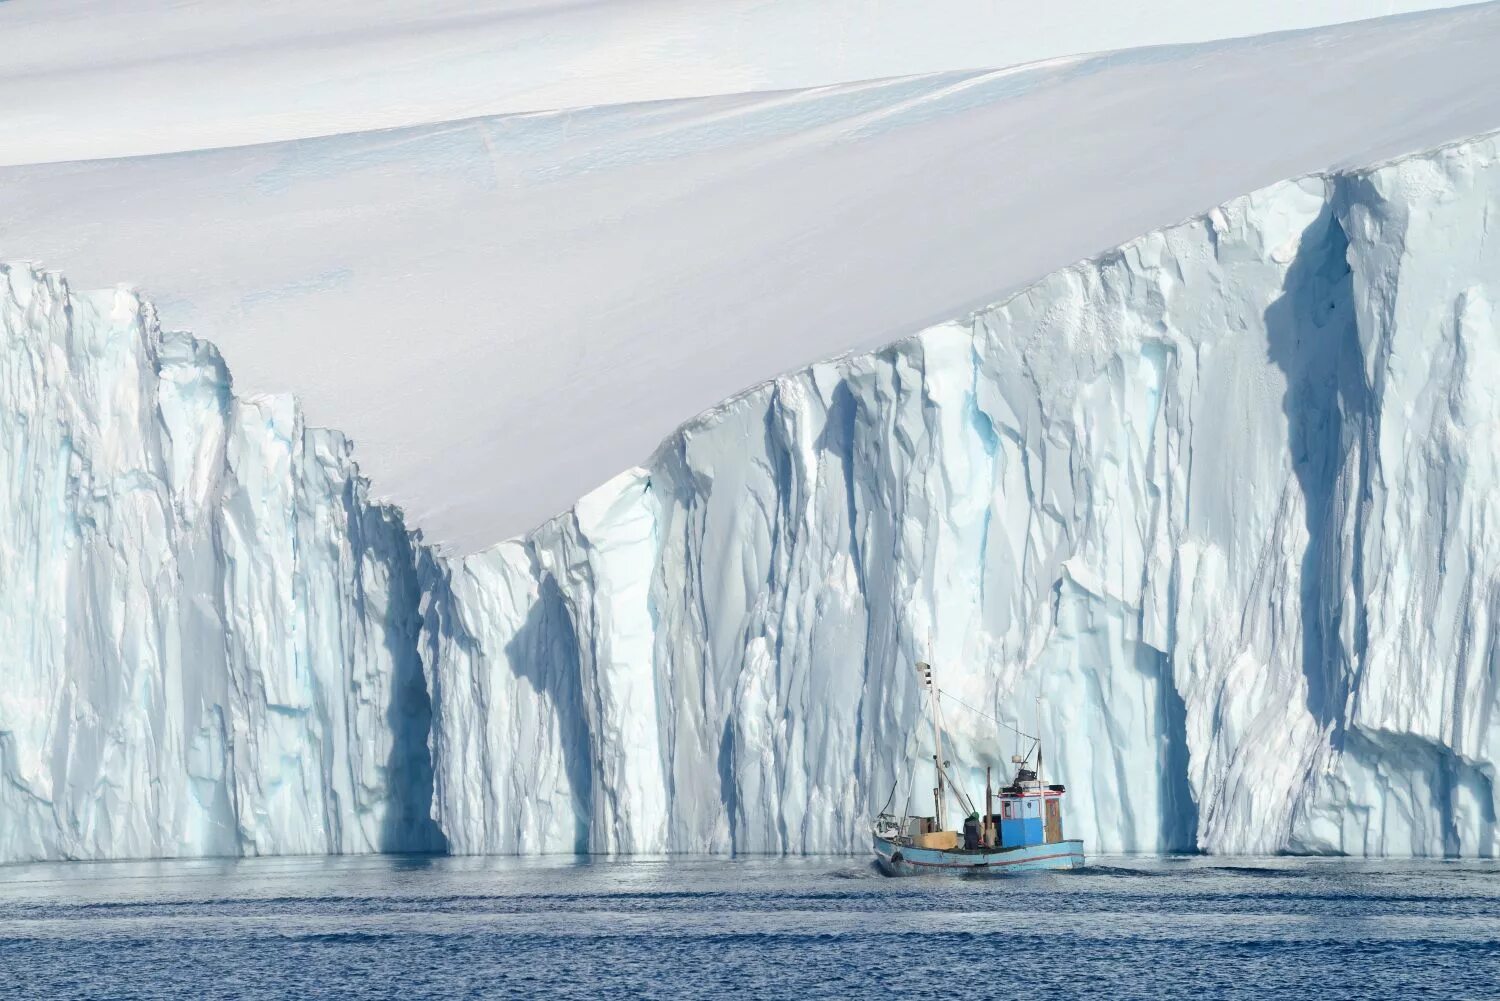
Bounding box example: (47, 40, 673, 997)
(421, 131, 1500, 859)
(5, 131, 1500, 861)
(0, 269, 443, 859)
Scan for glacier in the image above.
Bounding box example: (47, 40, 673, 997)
(0, 268, 443, 859)
(1, 0, 1479, 165)
(9, 4, 1500, 552)
(423, 130, 1500, 859)
(5, 131, 1500, 861)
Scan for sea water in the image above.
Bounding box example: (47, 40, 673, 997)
(2, 855, 1497, 999)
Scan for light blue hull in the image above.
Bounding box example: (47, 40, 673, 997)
(873, 835, 1085, 875)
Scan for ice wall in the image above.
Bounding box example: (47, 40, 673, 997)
(6, 132, 1500, 862)
(0, 267, 443, 861)
(425, 132, 1500, 857)
(1288, 139, 1500, 856)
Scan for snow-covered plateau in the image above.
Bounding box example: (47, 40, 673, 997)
(6, 131, 1500, 861)
(9, 5, 1500, 551)
(0, 0, 1477, 165)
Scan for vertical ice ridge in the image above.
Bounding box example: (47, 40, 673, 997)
(1290, 137, 1500, 856)
(0, 264, 442, 862)
(8, 133, 1500, 861)
(425, 133, 1500, 857)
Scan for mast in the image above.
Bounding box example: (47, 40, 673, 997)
(985, 766, 994, 847)
(1036, 693, 1045, 842)
(1035, 693, 1043, 789)
(918, 661, 945, 831)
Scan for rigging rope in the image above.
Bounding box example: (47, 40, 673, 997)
(936, 687, 1037, 743)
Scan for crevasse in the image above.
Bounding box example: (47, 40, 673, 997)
(5, 132, 1500, 862)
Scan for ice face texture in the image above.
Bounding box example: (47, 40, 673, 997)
(0, 270, 443, 859)
(4, 133, 1499, 861)
(423, 134, 1500, 859)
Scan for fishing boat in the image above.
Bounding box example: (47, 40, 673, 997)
(872, 661, 1085, 875)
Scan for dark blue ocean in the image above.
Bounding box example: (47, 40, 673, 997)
(2, 854, 1498, 999)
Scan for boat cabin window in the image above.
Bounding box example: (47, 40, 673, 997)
(1001, 801, 1015, 820)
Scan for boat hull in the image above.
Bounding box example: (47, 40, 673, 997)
(872, 834, 1085, 876)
